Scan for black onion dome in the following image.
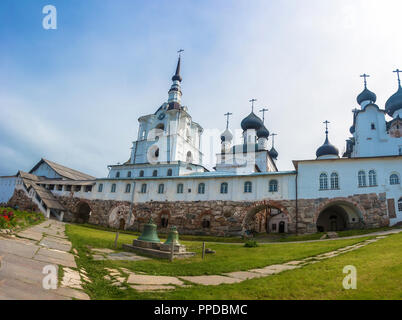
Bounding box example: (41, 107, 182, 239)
(269, 147, 278, 160)
(221, 128, 233, 142)
(241, 112, 263, 131)
(349, 125, 355, 134)
(385, 85, 402, 117)
(257, 125, 269, 138)
(316, 137, 339, 158)
(357, 88, 376, 105)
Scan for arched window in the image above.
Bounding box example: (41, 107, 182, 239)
(319, 173, 328, 190)
(269, 180, 278, 192)
(111, 184, 116, 193)
(186, 151, 193, 163)
(127, 171, 131, 178)
(160, 213, 169, 228)
(125, 183, 131, 193)
(202, 215, 211, 229)
(244, 181, 252, 193)
(390, 174, 400, 185)
(140, 184, 147, 193)
(158, 184, 164, 194)
(177, 183, 184, 194)
(98, 184, 103, 192)
(330, 172, 339, 189)
(358, 171, 366, 187)
(369, 170, 377, 186)
(398, 198, 402, 212)
(116, 171, 120, 178)
(167, 169, 173, 176)
(139, 170, 144, 177)
(220, 182, 228, 194)
(153, 170, 158, 177)
(198, 183, 205, 194)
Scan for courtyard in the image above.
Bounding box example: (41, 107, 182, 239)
(1, 216, 401, 300)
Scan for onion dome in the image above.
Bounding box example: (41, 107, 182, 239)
(269, 147, 278, 160)
(385, 85, 402, 117)
(316, 136, 339, 159)
(241, 112, 263, 131)
(349, 125, 355, 134)
(357, 88, 376, 105)
(220, 128, 233, 142)
(257, 125, 269, 138)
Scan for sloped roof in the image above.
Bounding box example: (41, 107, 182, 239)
(29, 158, 95, 181)
(30, 183, 65, 210)
(18, 171, 40, 181)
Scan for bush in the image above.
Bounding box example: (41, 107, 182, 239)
(244, 240, 259, 248)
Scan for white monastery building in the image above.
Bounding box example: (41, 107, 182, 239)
(1, 59, 401, 236)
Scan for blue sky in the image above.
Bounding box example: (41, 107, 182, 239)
(1, 0, 401, 177)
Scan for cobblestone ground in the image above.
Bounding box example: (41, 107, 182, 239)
(0, 220, 89, 300)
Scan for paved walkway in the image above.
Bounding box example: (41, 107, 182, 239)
(102, 233, 396, 292)
(0, 220, 89, 300)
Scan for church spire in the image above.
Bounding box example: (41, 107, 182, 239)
(168, 50, 184, 109)
(172, 50, 183, 82)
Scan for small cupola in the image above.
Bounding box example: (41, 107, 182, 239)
(357, 74, 376, 107)
(385, 69, 402, 117)
(316, 121, 339, 159)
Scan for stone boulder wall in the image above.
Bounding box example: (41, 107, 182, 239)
(56, 192, 389, 236)
(7, 189, 39, 212)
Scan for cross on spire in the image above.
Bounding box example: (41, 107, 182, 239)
(393, 69, 401, 87)
(177, 49, 184, 57)
(259, 107, 268, 123)
(249, 99, 257, 112)
(323, 120, 330, 138)
(224, 112, 233, 129)
(360, 73, 370, 88)
(271, 133, 277, 148)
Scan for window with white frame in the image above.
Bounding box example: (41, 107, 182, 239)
(111, 184, 116, 193)
(198, 183, 205, 194)
(140, 184, 147, 193)
(177, 183, 184, 194)
(369, 170, 377, 186)
(358, 170, 366, 187)
(330, 172, 339, 189)
(220, 182, 228, 194)
(390, 174, 400, 185)
(125, 183, 131, 193)
(398, 198, 402, 212)
(98, 183, 103, 192)
(269, 180, 278, 192)
(158, 184, 164, 194)
(244, 181, 252, 193)
(319, 173, 328, 190)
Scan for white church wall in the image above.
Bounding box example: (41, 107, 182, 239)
(297, 157, 402, 223)
(353, 106, 401, 157)
(0, 176, 17, 204)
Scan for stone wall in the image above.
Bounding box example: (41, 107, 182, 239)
(56, 192, 390, 236)
(7, 189, 39, 212)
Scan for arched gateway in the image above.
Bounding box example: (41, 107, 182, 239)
(243, 201, 290, 234)
(316, 199, 364, 232)
(75, 201, 91, 223)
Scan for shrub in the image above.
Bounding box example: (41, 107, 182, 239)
(244, 240, 259, 248)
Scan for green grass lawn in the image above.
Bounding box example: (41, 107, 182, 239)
(65, 224, 390, 300)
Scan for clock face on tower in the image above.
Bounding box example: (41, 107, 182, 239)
(158, 113, 166, 120)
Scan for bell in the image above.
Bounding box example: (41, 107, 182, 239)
(164, 226, 180, 245)
(138, 217, 160, 243)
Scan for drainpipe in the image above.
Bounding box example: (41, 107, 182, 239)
(295, 170, 299, 235)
